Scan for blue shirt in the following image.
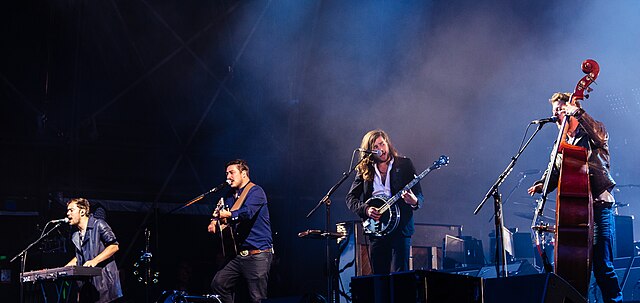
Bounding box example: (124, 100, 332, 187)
(225, 184, 272, 251)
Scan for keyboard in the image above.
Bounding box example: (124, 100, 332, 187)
(20, 266, 102, 282)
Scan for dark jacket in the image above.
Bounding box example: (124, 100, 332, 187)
(346, 156, 424, 237)
(535, 110, 616, 198)
(71, 215, 123, 303)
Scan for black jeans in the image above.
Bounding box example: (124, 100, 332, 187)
(211, 252, 273, 303)
(368, 235, 411, 275)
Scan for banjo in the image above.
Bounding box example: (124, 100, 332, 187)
(362, 155, 449, 237)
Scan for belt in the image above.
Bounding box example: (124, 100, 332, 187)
(594, 200, 614, 208)
(238, 248, 273, 257)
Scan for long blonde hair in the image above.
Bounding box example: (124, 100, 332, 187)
(356, 129, 399, 182)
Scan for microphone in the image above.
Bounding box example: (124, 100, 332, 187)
(531, 116, 558, 125)
(356, 148, 381, 155)
(50, 218, 69, 224)
(211, 180, 232, 192)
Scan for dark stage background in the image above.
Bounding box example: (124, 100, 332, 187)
(2, 0, 640, 301)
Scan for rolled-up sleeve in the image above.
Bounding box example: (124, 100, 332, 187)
(96, 220, 118, 246)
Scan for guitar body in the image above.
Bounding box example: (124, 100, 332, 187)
(216, 220, 238, 259)
(209, 197, 238, 258)
(555, 142, 593, 297)
(363, 196, 400, 237)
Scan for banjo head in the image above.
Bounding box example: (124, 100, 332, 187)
(363, 196, 400, 237)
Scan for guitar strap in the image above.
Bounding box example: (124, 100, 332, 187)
(230, 182, 255, 211)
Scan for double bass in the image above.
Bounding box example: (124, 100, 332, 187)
(542, 59, 600, 297)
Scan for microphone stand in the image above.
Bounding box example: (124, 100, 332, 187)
(10, 221, 67, 303)
(306, 151, 369, 303)
(125, 184, 225, 303)
(531, 113, 573, 273)
(168, 183, 228, 215)
(487, 172, 532, 223)
(473, 122, 547, 278)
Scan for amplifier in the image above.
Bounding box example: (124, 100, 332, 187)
(614, 215, 634, 258)
(412, 223, 463, 247)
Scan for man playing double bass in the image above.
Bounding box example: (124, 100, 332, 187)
(528, 92, 622, 302)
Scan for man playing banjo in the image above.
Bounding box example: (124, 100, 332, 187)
(346, 129, 425, 274)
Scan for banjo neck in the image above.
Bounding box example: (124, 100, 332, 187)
(377, 155, 449, 214)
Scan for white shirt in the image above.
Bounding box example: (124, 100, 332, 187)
(372, 157, 394, 197)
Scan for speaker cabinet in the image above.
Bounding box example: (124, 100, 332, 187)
(390, 270, 483, 303)
(461, 236, 485, 267)
(351, 270, 482, 303)
(484, 273, 586, 303)
(350, 273, 390, 303)
(614, 215, 634, 258)
(410, 246, 439, 270)
(411, 223, 464, 270)
(412, 223, 463, 247)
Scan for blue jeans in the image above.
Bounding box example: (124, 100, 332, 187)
(592, 205, 623, 302)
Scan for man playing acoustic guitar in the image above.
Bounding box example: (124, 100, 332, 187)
(208, 159, 273, 303)
(346, 129, 424, 274)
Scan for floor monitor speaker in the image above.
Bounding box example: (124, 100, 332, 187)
(484, 273, 586, 303)
(351, 270, 482, 303)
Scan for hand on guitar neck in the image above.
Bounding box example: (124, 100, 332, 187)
(552, 100, 582, 135)
(208, 198, 231, 234)
(400, 189, 418, 207)
(216, 209, 232, 219)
